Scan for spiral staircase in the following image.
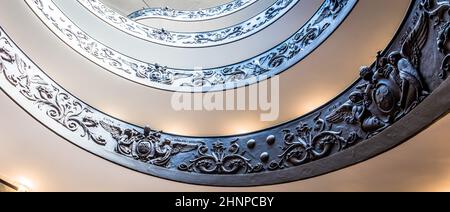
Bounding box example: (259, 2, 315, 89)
(0, 0, 449, 191)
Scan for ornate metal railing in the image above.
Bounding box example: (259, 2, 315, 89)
(77, 0, 298, 47)
(1, 0, 448, 186)
(128, 0, 259, 22)
(26, 0, 356, 92)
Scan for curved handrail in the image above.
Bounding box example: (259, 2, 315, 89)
(2, 0, 449, 186)
(128, 0, 259, 22)
(26, 0, 356, 92)
(77, 0, 298, 48)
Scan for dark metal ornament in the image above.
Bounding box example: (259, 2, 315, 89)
(0, 0, 449, 186)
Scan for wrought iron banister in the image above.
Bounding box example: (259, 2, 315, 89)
(0, 0, 448, 186)
(26, 0, 356, 92)
(128, 0, 259, 22)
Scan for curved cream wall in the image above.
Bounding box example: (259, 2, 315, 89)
(0, 91, 448, 191)
(1, 0, 449, 191)
(54, 0, 316, 68)
(0, 0, 411, 136)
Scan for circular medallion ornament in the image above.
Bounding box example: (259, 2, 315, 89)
(373, 80, 399, 114)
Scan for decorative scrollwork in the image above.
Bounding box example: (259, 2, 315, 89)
(27, 0, 356, 92)
(2, 0, 449, 186)
(0, 28, 198, 168)
(178, 139, 264, 174)
(99, 122, 199, 167)
(326, 9, 430, 138)
(269, 115, 357, 170)
(128, 0, 258, 22)
(78, 0, 298, 47)
(439, 23, 450, 77)
(421, 0, 450, 78)
(0, 40, 106, 146)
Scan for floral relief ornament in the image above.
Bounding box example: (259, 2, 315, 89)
(26, 0, 356, 92)
(1, 0, 449, 185)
